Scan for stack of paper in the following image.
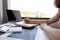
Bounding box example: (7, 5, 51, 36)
(0, 22, 22, 32)
(16, 21, 38, 28)
(0, 37, 24, 40)
(0, 26, 22, 32)
(0, 33, 12, 37)
(9, 27, 22, 32)
(1, 22, 16, 27)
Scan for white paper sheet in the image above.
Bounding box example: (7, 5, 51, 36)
(0, 32, 24, 40)
(9, 27, 22, 32)
(0, 22, 22, 32)
(0, 33, 12, 37)
(16, 21, 37, 27)
(0, 37, 24, 40)
(0, 26, 22, 32)
(35, 26, 49, 40)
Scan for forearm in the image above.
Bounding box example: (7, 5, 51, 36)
(47, 14, 60, 25)
(24, 14, 59, 24)
(28, 20, 40, 24)
(40, 23, 60, 40)
(28, 19, 49, 24)
(41, 24, 60, 40)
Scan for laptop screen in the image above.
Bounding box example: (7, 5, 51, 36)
(6, 10, 22, 22)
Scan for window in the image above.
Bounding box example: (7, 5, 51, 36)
(7, 0, 58, 18)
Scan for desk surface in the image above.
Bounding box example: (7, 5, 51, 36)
(8, 26, 49, 40)
(8, 27, 37, 40)
(0, 26, 49, 40)
(0, 21, 49, 40)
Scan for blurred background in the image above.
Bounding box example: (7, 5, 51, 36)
(8, 0, 58, 18)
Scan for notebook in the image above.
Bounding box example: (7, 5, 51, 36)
(16, 21, 38, 28)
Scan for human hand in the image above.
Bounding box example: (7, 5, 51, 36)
(24, 17, 30, 24)
(40, 23, 48, 30)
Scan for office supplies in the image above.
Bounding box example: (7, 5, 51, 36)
(0, 33, 12, 37)
(35, 26, 49, 40)
(16, 21, 38, 29)
(0, 22, 16, 27)
(8, 27, 22, 32)
(0, 26, 22, 32)
(0, 37, 24, 40)
(0, 32, 24, 40)
(0, 23, 22, 32)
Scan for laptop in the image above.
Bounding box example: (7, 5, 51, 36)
(6, 9, 22, 28)
(6, 9, 37, 29)
(6, 9, 22, 22)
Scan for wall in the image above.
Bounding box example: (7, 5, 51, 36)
(0, 0, 3, 24)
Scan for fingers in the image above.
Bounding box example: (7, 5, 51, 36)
(24, 17, 30, 24)
(40, 23, 49, 30)
(40, 23, 47, 26)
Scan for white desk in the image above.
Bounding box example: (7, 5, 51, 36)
(0, 21, 49, 40)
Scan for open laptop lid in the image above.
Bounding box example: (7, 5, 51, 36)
(6, 9, 22, 22)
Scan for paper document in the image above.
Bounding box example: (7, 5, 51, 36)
(35, 26, 49, 40)
(1, 22, 16, 27)
(0, 26, 22, 32)
(9, 27, 22, 32)
(0, 37, 24, 40)
(16, 21, 38, 27)
(0, 33, 12, 37)
(0, 33, 24, 40)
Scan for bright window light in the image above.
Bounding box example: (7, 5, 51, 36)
(8, 0, 58, 18)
